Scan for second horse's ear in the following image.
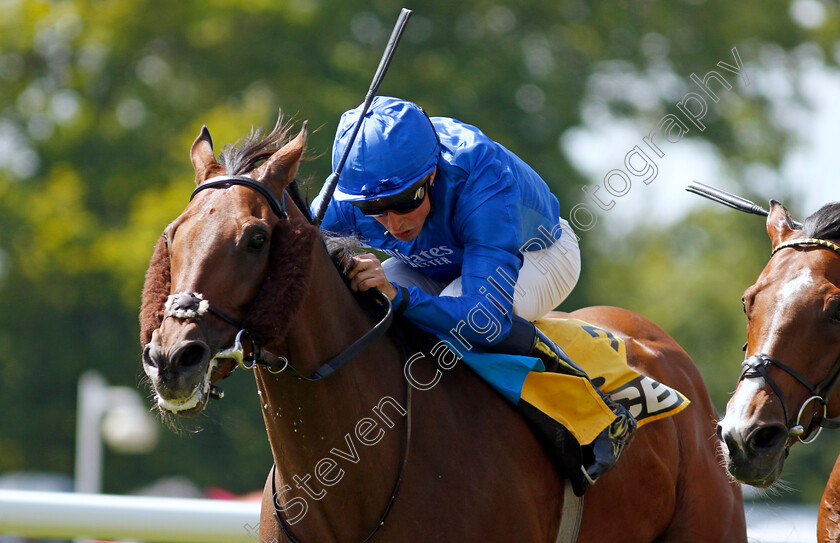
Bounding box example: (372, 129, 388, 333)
(190, 126, 221, 185)
(766, 199, 800, 251)
(253, 122, 308, 190)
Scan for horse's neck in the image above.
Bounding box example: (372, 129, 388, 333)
(257, 235, 407, 532)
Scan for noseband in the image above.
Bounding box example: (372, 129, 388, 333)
(739, 353, 840, 444)
(163, 291, 240, 328)
(738, 237, 840, 445)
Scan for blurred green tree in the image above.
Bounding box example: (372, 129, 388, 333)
(0, 0, 836, 503)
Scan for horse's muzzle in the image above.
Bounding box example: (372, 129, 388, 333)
(717, 421, 788, 487)
(143, 336, 214, 416)
(144, 340, 211, 373)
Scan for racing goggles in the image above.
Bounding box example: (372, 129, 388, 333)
(351, 173, 431, 217)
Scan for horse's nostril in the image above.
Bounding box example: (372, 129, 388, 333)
(748, 425, 787, 453)
(173, 342, 211, 370)
(143, 344, 161, 369)
(720, 428, 741, 456)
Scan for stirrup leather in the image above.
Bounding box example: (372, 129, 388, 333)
(584, 404, 637, 484)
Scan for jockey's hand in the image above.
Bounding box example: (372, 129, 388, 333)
(348, 253, 398, 300)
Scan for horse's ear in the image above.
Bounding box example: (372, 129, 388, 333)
(767, 199, 800, 250)
(254, 122, 308, 189)
(190, 125, 220, 185)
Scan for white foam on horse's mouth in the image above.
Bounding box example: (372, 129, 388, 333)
(156, 359, 219, 413)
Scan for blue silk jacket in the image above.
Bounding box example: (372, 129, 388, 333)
(313, 116, 563, 347)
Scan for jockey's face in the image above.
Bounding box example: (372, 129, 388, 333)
(373, 170, 435, 242)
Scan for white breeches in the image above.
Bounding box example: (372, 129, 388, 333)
(382, 218, 581, 321)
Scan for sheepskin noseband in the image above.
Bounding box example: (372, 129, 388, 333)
(164, 292, 210, 319)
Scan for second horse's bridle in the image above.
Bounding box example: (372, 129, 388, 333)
(738, 237, 840, 445)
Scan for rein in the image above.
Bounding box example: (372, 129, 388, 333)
(214, 291, 394, 381)
(739, 237, 840, 445)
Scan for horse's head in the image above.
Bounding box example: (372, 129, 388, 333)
(139, 117, 317, 417)
(718, 200, 840, 487)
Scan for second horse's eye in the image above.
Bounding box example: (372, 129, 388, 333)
(830, 300, 840, 323)
(247, 232, 267, 252)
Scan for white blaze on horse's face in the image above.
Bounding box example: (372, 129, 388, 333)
(727, 270, 813, 397)
(717, 267, 822, 487)
(720, 376, 765, 452)
(761, 268, 815, 351)
(723, 270, 817, 431)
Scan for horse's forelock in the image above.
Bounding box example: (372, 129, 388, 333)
(140, 236, 171, 346)
(803, 202, 840, 241)
(219, 113, 294, 175)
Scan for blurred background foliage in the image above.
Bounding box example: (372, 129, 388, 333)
(1, 0, 839, 504)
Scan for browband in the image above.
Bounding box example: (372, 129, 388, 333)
(191, 175, 288, 219)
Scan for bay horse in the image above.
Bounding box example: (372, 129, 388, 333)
(139, 115, 745, 542)
(717, 199, 840, 541)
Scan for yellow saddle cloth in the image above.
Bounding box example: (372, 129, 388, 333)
(520, 318, 690, 445)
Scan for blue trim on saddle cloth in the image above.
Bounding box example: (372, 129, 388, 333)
(440, 338, 544, 404)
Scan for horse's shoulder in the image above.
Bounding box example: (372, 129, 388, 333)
(566, 306, 670, 343)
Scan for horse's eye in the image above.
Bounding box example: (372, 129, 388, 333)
(831, 302, 840, 323)
(247, 232, 268, 252)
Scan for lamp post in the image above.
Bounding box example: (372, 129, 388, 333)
(74, 370, 159, 494)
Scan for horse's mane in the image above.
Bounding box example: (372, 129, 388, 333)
(802, 202, 840, 241)
(219, 112, 294, 174)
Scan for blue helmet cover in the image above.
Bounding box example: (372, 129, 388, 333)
(332, 96, 440, 202)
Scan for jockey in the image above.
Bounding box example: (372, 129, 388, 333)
(311, 96, 635, 483)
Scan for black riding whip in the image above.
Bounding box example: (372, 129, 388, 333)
(685, 180, 803, 228)
(313, 8, 413, 226)
(686, 181, 769, 216)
